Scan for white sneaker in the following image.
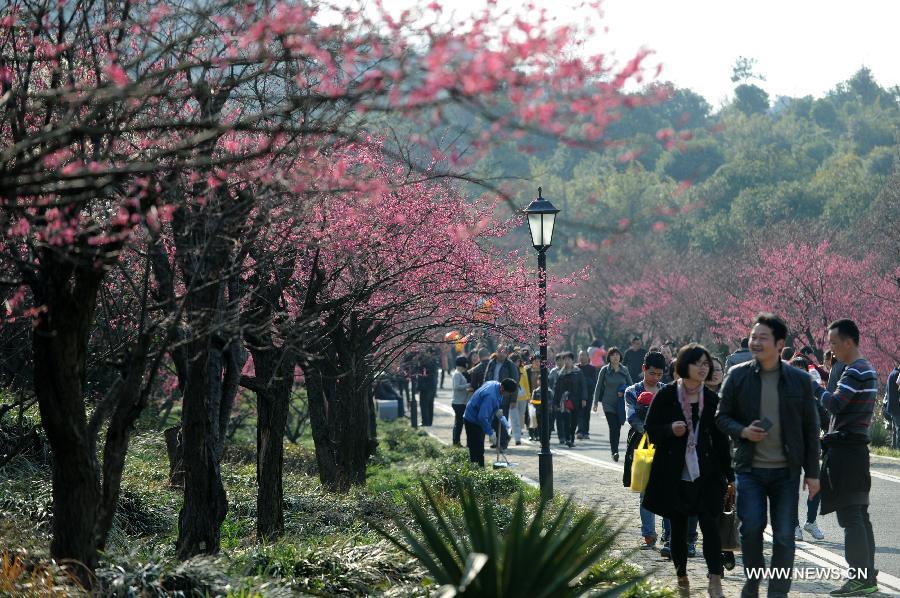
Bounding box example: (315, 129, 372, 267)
(794, 525, 803, 541)
(803, 521, 825, 540)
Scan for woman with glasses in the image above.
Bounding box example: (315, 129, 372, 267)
(641, 344, 735, 597)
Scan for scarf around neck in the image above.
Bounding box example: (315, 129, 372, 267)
(678, 380, 704, 482)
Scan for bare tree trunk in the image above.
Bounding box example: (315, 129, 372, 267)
(328, 368, 371, 489)
(176, 324, 228, 559)
(305, 366, 340, 489)
(304, 351, 372, 492)
(165, 426, 185, 487)
(255, 386, 288, 538)
(175, 273, 231, 558)
(31, 267, 102, 586)
(94, 336, 150, 551)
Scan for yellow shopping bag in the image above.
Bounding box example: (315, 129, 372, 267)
(630, 433, 655, 493)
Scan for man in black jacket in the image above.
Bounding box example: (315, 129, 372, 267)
(716, 313, 821, 598)
(724, 336, 753, 374)
(417, 349, 440, 427)
(467, 348, 492, 392)
(550, 352, 587, 447)
(887, 365, 900, 449)
(576, 350, 599, 439)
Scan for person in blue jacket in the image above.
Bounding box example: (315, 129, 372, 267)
(463, 379, 518, 466)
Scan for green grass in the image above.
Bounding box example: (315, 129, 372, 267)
(871, 445, 900, 458)
(0, 407, 672, 596)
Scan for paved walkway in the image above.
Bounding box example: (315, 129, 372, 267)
(420, 387, 900, 597)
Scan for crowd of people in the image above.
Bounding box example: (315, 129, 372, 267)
(389, 313, 896, 598)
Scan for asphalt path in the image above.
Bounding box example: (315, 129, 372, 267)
(424, 387, 900, 596)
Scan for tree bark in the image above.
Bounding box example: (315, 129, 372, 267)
(94, 336, 150, 551)
(176, 324, 228, 559)
(252, 353, 294, 539)
(255, 387, 287, 538)
(305, 365, 340, 489)
(174, 263, 231, 558)
(304, 352, 371, 492)
(31, 266, 102, 585)
(164, 425, 185, 487)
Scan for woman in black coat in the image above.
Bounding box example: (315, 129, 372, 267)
(641, 344, 735, 597)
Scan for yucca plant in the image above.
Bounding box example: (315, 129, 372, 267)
(377, 479, 640, 597)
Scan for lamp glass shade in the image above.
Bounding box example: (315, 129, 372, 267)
(528, 212, 556, 248)
(527, 213, 544, 248)
(523, 190, 560, 249)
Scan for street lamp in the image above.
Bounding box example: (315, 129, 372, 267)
(523, 186, 559, 500)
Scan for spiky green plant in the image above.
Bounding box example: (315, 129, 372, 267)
(377, 479, 639, 597)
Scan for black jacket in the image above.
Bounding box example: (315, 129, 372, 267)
(886, 368, 900, 418)
(551, 366, 588, 412)
(715, 359, 821, 478)
(468, 361, 489, 391)
(641, 385, 734, 518)
(482, 358, 520, 387)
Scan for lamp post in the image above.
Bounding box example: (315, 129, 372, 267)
(523, 187, 559, 500)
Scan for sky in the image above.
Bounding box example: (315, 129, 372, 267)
(595, 0, 900, 107)
(396, 0, 900, 108)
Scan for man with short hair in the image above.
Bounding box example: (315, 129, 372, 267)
(716, 313, 821, 598)
(484, 345, 520, 385)
(551, 352, 587, 447)
(725, 337, 753, 374)
(418, 348, 440, 426)
(622, 351, 667, 549)
(467, 347, 493, 391)
(813, 319, 879, 596)
(577, 350, 599, 439)
(463, 379, 517, 467)
(886, 364, 900, 449)
(623, 336, 647, 382)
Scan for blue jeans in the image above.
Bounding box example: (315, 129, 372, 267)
(639, 493, 656, 538)
(659, 516, 696, 542)
(806, 491, 821, 524)
(736, 467, 799, 597)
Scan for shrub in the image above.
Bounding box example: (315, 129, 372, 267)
(870, 411, 890, 447)
(114, 488, 174, 537)
(371, 424, 443, 466)
(378, 478, 638, 597)
(231, 541, 425, 596)
(432, 454, 522, 502)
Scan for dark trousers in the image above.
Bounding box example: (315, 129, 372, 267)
(806, 492, 822, 524)
(661, 515, 697, 542)
(836, 504, 876, 583)
(420, 388, 435, 426)
(576, 402, 591, 435)
(452, 404, 466, 445)
(555, 410, 574, 444)
(494, 402, 511, 449)
(670, 511, 723, 577)
(604, 411, 621, 455)
(736, 467, 799, 596)
(892, 415, 900, 449)
(464, 419, 485, 467)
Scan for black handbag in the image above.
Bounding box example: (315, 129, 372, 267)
(718, 506, 741, 552)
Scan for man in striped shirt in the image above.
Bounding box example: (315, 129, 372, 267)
(813, 319, 879, 597)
